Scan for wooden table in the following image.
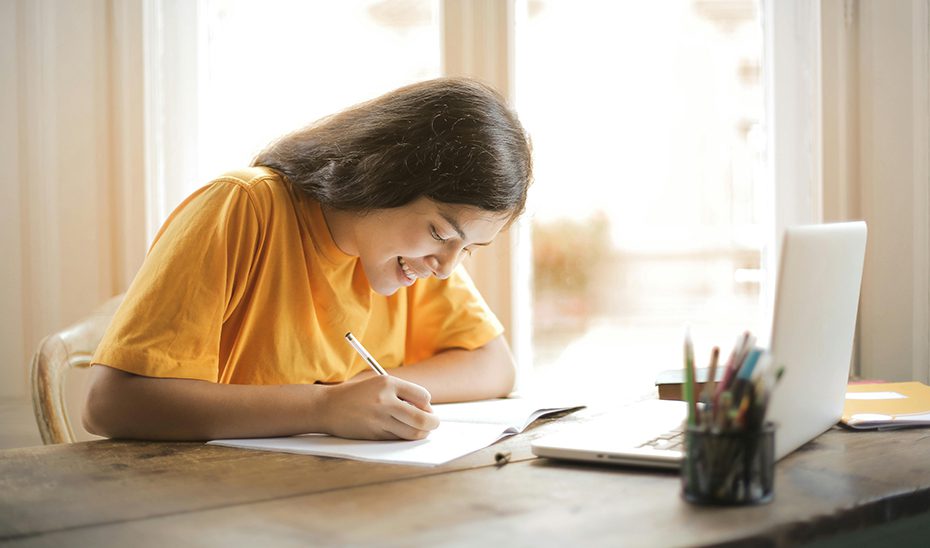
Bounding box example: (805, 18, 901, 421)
(3, 409, 930, 547)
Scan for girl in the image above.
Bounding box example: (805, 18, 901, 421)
(83, 77, 533, 442)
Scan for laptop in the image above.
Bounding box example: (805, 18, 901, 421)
(531, 221, 868, 468)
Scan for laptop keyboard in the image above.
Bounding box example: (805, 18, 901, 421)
(637, 425, 685, 452)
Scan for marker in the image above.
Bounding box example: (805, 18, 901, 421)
(736, 348, 763, 380)
(345, 332, 388, 376)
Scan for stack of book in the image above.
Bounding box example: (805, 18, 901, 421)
(655, 367, 726, 401)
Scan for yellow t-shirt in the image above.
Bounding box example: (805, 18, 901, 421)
(92, 167, 503, 384)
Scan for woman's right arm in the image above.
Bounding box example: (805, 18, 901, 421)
(82, 365, 439, 441)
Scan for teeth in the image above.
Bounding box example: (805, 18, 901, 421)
(398, 257, 417, 281)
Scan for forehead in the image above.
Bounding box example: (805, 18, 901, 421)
(435, 202, 509, 227)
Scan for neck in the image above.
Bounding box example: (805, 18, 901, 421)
(319, 205, 358, 256)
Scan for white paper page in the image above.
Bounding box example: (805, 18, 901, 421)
(433, 398, 579, 431)
(848, 413, 893, 425)
(847, 411, 930, 430)
(894, 411, 930, 421)
(845, 391, 907, 400)
(209, 420, 509, 466)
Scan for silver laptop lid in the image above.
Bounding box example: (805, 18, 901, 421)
(766, 221, 867, 459)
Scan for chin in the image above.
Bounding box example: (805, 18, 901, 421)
(371, 283, 400, 297)
(362, 259, 406, 296)
(366, 268, 401, 296)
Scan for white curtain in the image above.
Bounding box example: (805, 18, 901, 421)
(0, 0, 147, 398)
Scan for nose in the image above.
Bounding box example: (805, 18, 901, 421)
(425, 250, 459, 280)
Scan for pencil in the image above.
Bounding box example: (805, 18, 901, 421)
(698, 346, 720, 426)
(715, 331, 748, 399)
(345, 331, 388, 376)
(684, 329, 697, 427)
(701, 346, 721, 403)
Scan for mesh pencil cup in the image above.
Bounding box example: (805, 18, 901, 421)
(681, 422, 775, 505)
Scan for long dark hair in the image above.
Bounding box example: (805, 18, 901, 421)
(252, 77, 532, 222)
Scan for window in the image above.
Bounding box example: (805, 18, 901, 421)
(196, 0, 441, 185)
(516, 0, 766, 402)
(151, 1, 870, 394)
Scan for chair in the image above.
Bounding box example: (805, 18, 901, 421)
(30, 294, 124, 444)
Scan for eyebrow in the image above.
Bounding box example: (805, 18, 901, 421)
(439, 211, 493, 247)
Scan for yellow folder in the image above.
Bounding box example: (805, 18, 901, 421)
(842, 381, 930, 429)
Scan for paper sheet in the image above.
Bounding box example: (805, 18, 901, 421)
(208, 398, 581, 466)
(209, 421, 509, 466)
(845, 391, 906, 400)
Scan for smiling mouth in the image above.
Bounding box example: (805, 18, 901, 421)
(398, 257, 422, 282)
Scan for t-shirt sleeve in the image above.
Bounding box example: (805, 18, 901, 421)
(92, 180, 262, 381)
(403, 266, 505, 364)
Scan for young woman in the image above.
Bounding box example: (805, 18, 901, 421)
(83, 77, 533, 442)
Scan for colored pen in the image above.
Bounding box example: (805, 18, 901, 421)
(715, 331, 749, 398)
(716, 391, 732, 431)
(345, 331, 388, 376)
(734, 392, 752, 429)
(684, 329, 697, 427)
(701, 346, 720, 404)
(699, 346, 720, 426)
(736, 348, 763, 381)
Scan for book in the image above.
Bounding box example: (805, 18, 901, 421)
(207, 398, 582, 466)
(842, 381, 930, 430)
(655, 367, 726, 401)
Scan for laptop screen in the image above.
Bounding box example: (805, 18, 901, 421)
(765, 221, 867, 459)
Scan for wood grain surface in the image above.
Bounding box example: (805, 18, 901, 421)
(2, 412, 930, 547)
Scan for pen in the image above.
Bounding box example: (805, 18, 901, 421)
(345, 331, 388, 376)
(717, 391, 732, 431)
(684, 328, 697, 427)
(736, 348, 763, 381)
(715, 331, 749, 399)
(700, 346, 720, 426)
(731, 348, 762, 404)
(701, 346, 720, 404)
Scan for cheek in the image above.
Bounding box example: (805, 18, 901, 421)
(387, 234, 437, 259)
(358, 237, 431, 269)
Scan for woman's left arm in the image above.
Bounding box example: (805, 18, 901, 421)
(352, 335, 516, 403)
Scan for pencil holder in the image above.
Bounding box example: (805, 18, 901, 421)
(681, 422, 775, 506)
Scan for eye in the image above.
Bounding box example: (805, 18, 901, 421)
(430, 226, 448, 243)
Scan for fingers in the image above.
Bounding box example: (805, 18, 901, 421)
(393, 378, 433, 412)
(389, 400, 440, 432)
(382, 416, 434, 441)
(376, 378, 435, 436)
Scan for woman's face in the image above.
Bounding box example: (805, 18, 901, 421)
(345, 198, 510, 296)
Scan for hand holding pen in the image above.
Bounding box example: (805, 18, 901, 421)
(316, 332, 438, 441)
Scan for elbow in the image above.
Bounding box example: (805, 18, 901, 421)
(485, 337, 517, 398)
(82, 375, 112, 438)
(497, 358, 517, 397)
(82, 365, 128, 438)
(82, 401, 105, 437)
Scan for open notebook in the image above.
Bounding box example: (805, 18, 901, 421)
(208, 398, 581, 466)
